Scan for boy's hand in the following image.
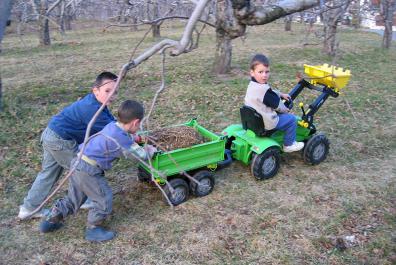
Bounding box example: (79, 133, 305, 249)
(135, 135, 158, 144)
(145, 145, 157, 158)
(280, 93, 291, 101)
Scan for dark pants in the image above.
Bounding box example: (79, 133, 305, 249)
(55, 158, 112, 226)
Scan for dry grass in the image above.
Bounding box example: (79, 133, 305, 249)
(0, 21, 395, 264)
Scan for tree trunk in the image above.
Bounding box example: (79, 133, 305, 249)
(0, 72, 2, 111)
(381, 0, 394, 49)
(152, 2, 161, 38)
(321, 1, 351, 57)
(323, 23, 337, 56)
(131, 16, 138, 31)
(351, 0, 361, 29)
(213, 32, 232, 74)
(65, 14, 72, 31)
(58, 2, 65, 35)
(152, 24, 161, 38)
(38, 0, 50, 46)
(285, 15, 292, 31)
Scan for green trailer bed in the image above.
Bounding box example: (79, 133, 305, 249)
(138, 119, 227, 205)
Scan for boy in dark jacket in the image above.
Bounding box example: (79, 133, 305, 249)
(19, 72, 118, 219)
(39, 100, 156, 242)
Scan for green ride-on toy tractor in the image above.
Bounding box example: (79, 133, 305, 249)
(222, 64, 351, 180)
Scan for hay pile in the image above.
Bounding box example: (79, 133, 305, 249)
(148, 126, 206, 151)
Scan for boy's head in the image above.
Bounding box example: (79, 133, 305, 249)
(117, 100, 144, 134)
(249, 54, 270, 84)
(92, 72, 118, 105)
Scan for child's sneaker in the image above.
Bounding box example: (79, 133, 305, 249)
(18, 205, 49, 220)
(80, 199, 94, 210)
(283, 141, 304, 153)
(39, 206, 64, 233)
(85, 226, 115, 242)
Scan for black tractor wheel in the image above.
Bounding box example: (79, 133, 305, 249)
(250, 147, 280, 180)
(137, 166, 151, 182)
(189, 170, 215, 197)
(164, 178, 189, 206)
(303, 133, 330, 165)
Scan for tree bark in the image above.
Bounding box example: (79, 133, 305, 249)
(65, 14, 73, 31)
(131, 16, 138, 31)
(38, 0, 51, 46)
(323, 22, 337, 56)
(212, 0, 319, 74)
(152, 24, 161, 38)
(381, 0, 394, 49)
(321, 1, 351, 56)
(152, 1, 161, 38)
(285, 15, 292, 31)
(213, 33, 232, 74)
(0, 0, 13, 111)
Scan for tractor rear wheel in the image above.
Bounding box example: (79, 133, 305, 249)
(303, 133, 330, 165)
(164, 178, 189, 206)
(250, 147, 280, 180)
(190, 170, 215, 197)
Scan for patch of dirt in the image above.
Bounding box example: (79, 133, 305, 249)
(148, 126, 206, 151)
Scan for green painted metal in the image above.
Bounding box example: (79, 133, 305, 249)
(140, 119, 226, 181)
(222, 116, 312, 165)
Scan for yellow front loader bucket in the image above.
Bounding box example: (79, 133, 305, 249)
(304, 64, 351, 91)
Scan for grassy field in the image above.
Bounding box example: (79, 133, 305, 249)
(0, 20, 395, 265)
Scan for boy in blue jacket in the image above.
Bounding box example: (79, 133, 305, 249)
(39, 100, 156, 242)
(18, 72, 118, 219)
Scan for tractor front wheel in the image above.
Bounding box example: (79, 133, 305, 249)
(250, 148, 280, 180)
(303, 133, 330, 165)
(137, 166, 151, 182)
(164, 178, 189, 206)
(190, 170, 215, 197)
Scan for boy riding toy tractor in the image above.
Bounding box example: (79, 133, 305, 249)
(222, 64, 351, 179)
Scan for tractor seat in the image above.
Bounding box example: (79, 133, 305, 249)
(240, 105, 275, 137)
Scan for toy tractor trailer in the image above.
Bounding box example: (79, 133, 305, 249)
(139, 64, 351, 205)
(222, 64, 351, 180)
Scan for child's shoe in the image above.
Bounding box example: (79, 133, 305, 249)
(80, 199, 94, 210)
(85, 226, 115, 242)
(39, 207, 64, 233)
(18, 205, 49, 220)
(283, 141, 304, 153)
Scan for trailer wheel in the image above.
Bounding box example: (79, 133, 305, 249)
(164, 178, 189, 206)
(137, 166, 151, 182)
(303, 133, 330, 165)
(250, 147, 280, 180)
(190, 170, 215, 197)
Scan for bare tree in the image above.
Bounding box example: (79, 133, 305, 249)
(213, 0, 320, 74)
(321, 0, 352, 56)
(0, 0, 14, 111)
(284, 15, 293, 31)
(30, 0, 67, 45)
(380, 0, 394, 48)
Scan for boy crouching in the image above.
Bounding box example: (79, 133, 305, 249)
(39, 100, 156, 242)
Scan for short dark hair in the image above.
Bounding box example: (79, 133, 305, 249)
(250, 54, 270, 70)
(117, 100, 144, 123)
(94, 72, 118, 88)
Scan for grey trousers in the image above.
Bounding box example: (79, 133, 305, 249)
(23, 127, 77, 210)
(55, 158, 112, 226)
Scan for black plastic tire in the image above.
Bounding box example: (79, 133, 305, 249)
(189, 170, 215, 197)
(250, 147, 280, 180)
(137, 166, 151, 182)
(164, 178, 189, 206)
(303, 133, 330, 165)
